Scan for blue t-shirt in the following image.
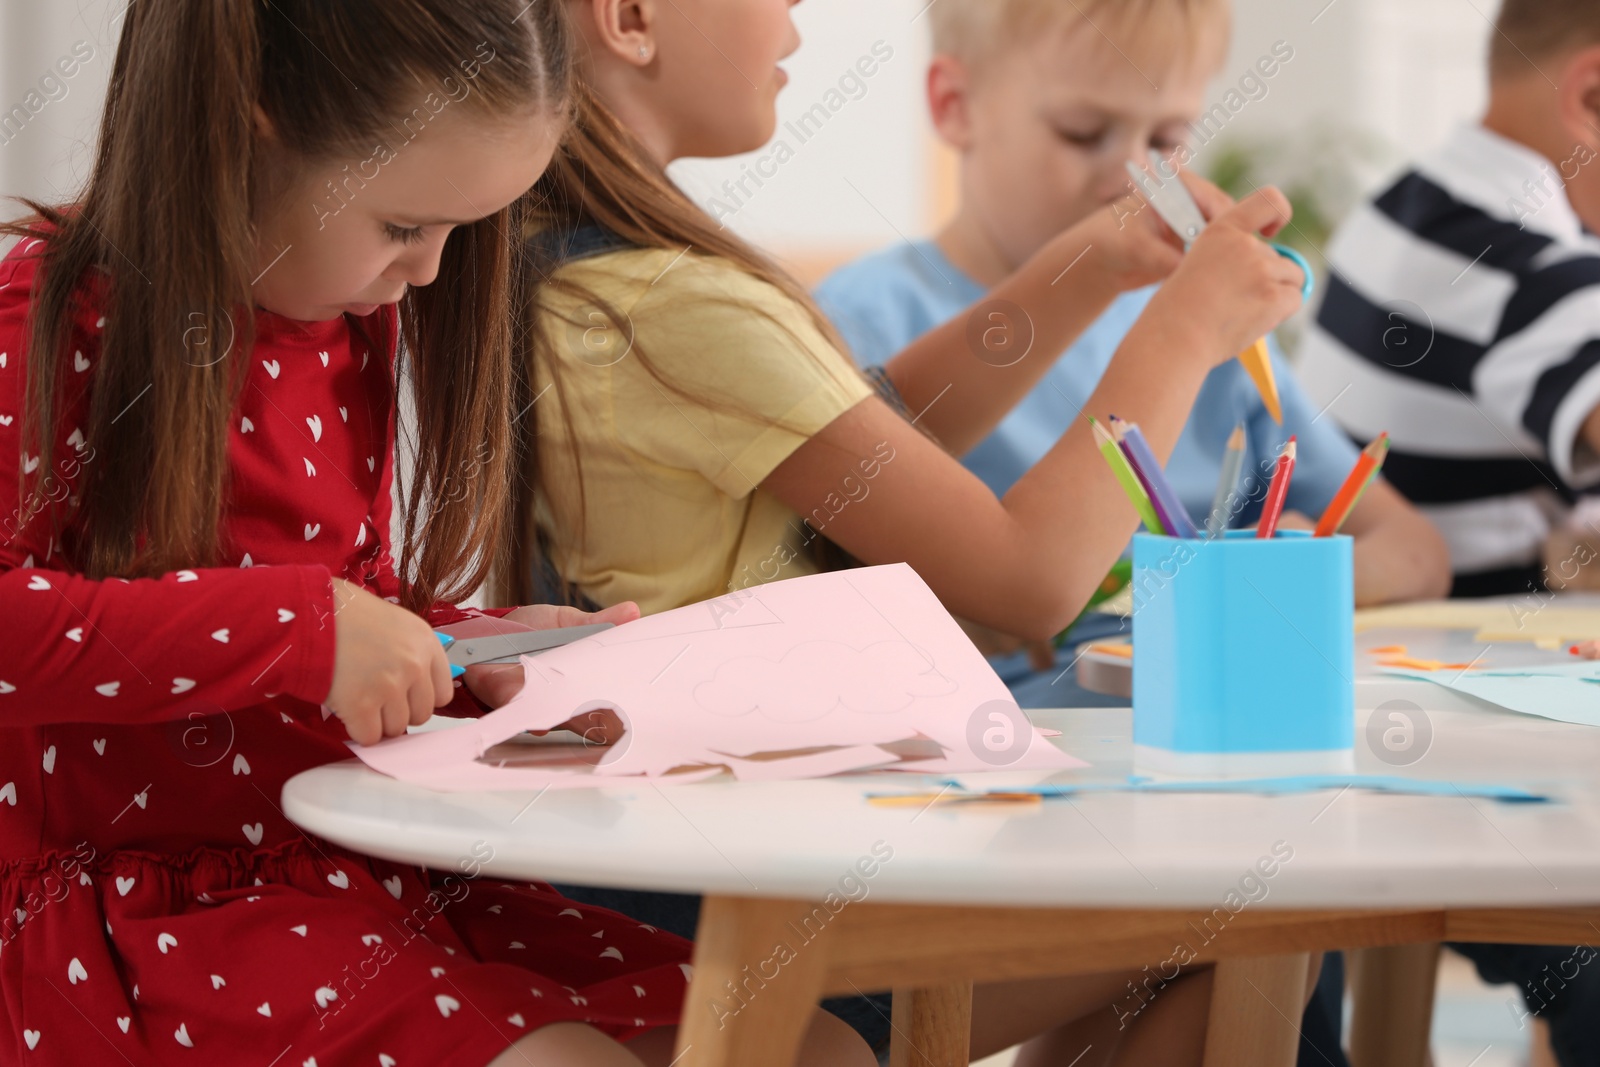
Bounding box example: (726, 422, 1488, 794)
(816, 240, 1358, 528)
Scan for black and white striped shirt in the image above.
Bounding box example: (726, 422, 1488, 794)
(1300, 124, 1600, 593)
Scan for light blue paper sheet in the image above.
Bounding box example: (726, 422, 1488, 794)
(1383, 663, 1600, 728)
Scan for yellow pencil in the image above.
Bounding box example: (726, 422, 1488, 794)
(1240, 340, 1282, 424)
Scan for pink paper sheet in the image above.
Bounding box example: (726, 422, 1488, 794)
(350, 564, 1083, 790)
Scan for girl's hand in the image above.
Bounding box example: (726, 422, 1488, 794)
(1153, 186, 1304, 364)
(1074, 171, 1236, 294)
(448, 602, 640, 742)
(325, 577, 455, 746)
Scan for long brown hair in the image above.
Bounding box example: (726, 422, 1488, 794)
(2, 0, 572, 612)
(505, 82, 860, 604)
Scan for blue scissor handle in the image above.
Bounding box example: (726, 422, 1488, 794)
(436, 632, 466, 679)
(1271, 243, 1315, 303)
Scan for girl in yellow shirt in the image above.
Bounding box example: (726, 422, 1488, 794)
(500, 1, 1311, 1061)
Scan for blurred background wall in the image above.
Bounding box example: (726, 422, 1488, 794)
(3, 0, 1494, 288)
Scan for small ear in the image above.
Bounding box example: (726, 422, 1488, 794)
(587, 0, 657, 67)
(927, 53, 974, 151)
(252, 103, 276, 141)
(1560, 44, 1600, 150)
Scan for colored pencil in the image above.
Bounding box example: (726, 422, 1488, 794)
(1313, 433, 1390, 537)
(1239, 338, 1283, 424)
(1256, 437, 1297, 539)
(1206, 423, 1247, 538)
(1349, 434, 1390, 511)
(1117, 433, 1183, 538)
(1111, 417, 1201, 539)
(1089, 417, 1167, 534)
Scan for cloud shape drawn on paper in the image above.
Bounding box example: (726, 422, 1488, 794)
(692, 640, 957, 722)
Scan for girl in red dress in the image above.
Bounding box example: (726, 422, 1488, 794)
(0, 1, 868, 1064)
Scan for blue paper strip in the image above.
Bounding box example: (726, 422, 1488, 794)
(875, 775, 1550, 804)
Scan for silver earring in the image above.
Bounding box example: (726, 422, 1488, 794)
(638, 44, 650, 59)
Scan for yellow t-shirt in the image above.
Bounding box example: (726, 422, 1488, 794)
(533, 247, 875, 614)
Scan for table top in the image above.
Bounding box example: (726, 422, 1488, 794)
(283, 700, 1600, 910)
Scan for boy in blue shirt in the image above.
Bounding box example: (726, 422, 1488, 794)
(816, 0, 1449, 709)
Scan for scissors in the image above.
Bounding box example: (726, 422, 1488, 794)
(1125, 151, 1315, 425)
(434, 623, 614, 679)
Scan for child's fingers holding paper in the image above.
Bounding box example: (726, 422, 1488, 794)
(463, 661, 528, 709)
(1087, 193, 1185, 291)
(498, 600, 641, 631)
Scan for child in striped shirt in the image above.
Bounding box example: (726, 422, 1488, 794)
(1301, 0, 1600, 599)
(1302, 4, 1600, 1058)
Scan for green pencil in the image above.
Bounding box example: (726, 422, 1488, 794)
(1089, 416, 1166, 535)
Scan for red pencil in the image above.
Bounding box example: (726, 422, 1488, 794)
(1257, 437, 1297, 539)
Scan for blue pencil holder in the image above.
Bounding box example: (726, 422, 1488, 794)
(1131, 530, 1355, 776)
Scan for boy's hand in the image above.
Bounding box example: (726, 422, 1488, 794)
(1156, 186, 1304, 363)
(1544, 524, 1600, 592)
(1272, 510, 1315, 533)
(325, 577, 456, 747)
(1075, 171, 1236, 293)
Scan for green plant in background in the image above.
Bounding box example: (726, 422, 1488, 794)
(1206, 141, 1336, 261)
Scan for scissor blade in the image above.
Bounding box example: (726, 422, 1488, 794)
(445, 623, 614, 668)
(1125, 153, 1207, 246)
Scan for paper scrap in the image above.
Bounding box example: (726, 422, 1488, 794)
(1376, 656, 1479, 671)
(351, 565, 1084, 790)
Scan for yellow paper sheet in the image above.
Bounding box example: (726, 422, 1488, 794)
(1354, 600, 1600, 644)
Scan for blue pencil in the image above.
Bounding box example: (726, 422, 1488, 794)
(1110, 417, 1201, 539)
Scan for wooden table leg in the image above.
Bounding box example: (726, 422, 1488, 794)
(674, 896, 831, 1067)
(1347, 943, 1440, 1067)
(889, 982, 973, 1067)
(1201, 953, 1311, 1067)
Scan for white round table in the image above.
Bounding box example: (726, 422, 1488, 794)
(284, 704, 1600, 907)
(284, 704, 1600, 1067)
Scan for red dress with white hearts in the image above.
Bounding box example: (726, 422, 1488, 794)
(0, 232, 690, 1066)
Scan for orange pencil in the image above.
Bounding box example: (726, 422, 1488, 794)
(1314, 433, 1389, 537)
(1256, 437, 1297, 539)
